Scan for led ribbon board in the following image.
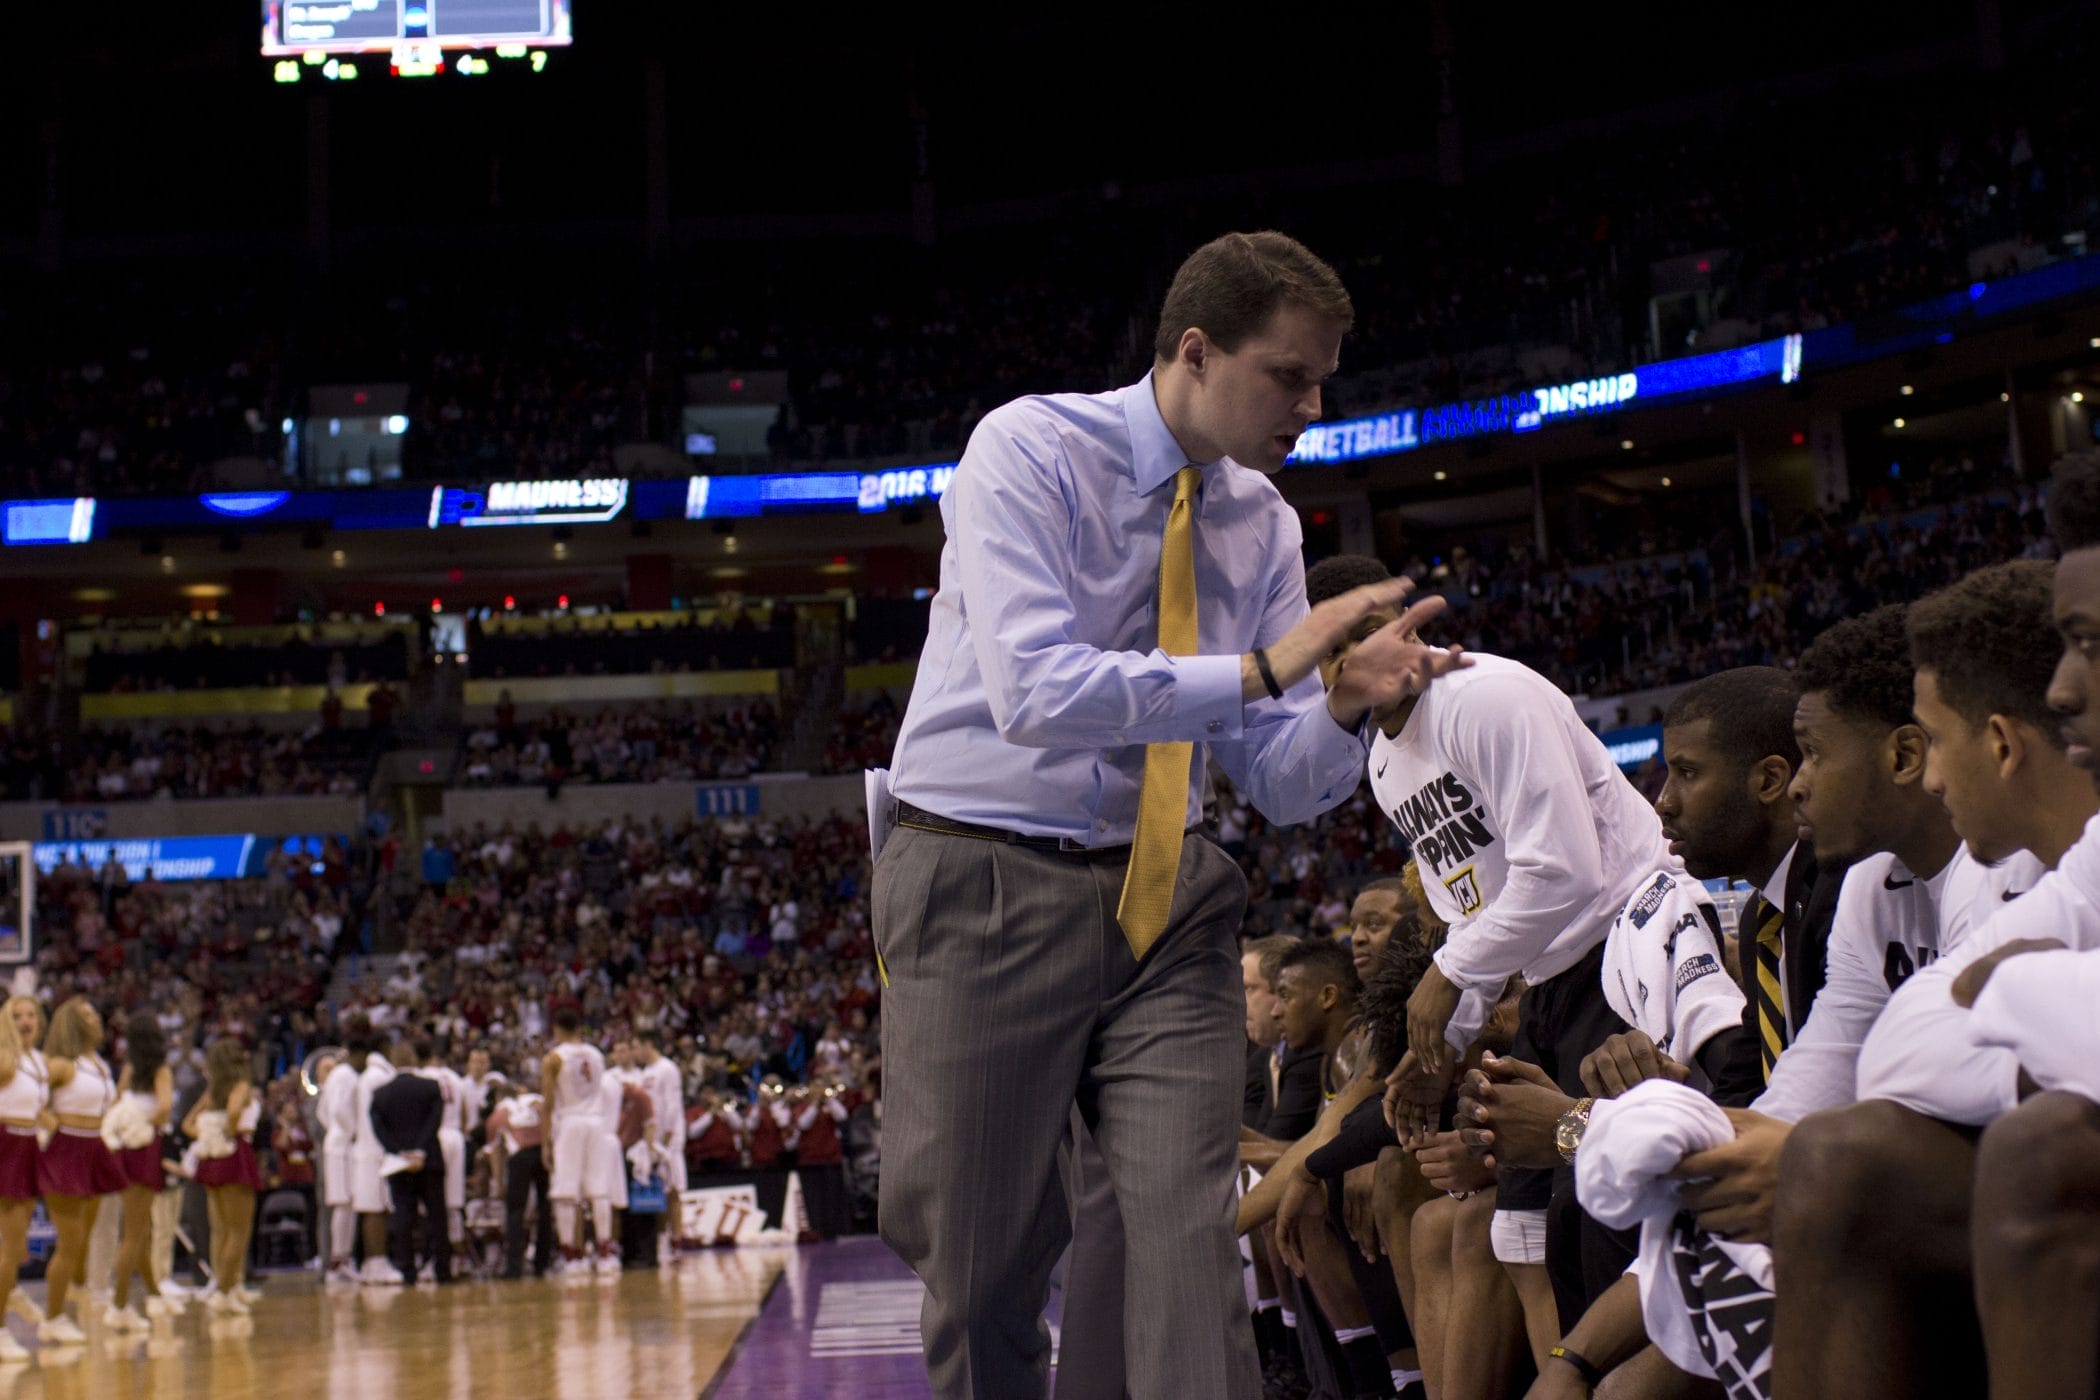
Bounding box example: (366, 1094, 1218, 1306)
(428, 477, 630, 527)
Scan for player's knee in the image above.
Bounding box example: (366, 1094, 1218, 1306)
(1778, 1101, 1923, 1249)
(1976, 1092, 2100, 1262)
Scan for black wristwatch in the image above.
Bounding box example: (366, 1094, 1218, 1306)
(1548, 1344, 1605, 1386)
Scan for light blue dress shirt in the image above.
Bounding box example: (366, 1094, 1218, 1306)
(888, 372, 1369, 845)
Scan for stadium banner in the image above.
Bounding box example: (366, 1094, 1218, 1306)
(1597, 723, 1662, 773)
(696, 785, 762, 818)
(681, 1185, 766, 1246)
(30, 833, 345, 883)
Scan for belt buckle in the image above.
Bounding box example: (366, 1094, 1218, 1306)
(1057, 836, 1091, 853)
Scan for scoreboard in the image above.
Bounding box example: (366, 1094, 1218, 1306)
(263, 0, 571, 81)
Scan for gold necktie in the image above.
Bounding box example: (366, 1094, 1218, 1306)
(1117, 466, 1202, 959)
(1751, 897, 1787, 1081)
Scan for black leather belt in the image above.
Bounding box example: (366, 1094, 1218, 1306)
(895, 801, 1199, 856)
(896, 801, 1094, 852)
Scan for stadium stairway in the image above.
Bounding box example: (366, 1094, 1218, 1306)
(784, 661, 842, 772)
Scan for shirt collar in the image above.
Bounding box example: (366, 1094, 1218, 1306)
(1759, 841, 1799, 912)
(1124, 370, 1217, 496)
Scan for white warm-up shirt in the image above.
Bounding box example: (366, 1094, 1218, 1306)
(1755, 845, 2038, 1123)
(1368, 653, 1675, 1050)
(352, 1054, 395, 1155)
(319, 1062, 359, 1145)
(416, 1066, 468, 1137)
(637, 1057, 683, 1143)
(1971, 948, 2100, 1102)
(1857, 816, 2100, 1124)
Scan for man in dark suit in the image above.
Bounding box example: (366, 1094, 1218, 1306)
(370, 1037, 451, 1284)
(1650, 666, 1851, 1104)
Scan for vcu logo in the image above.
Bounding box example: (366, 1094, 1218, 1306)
(1444, 865, 1484, 916)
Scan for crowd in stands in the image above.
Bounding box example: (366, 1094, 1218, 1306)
(66, 721, 385, 802)
(816, 469, 2046, 779)
(465, 608, 796, 680)
(31, 853, 361, 1089)
(457, 700, 779, 788)
(821, 691, 902, 778)
(370, 812, 881, 1105)
(83, 634, 412, 694)
(16, 808, 884, 1213)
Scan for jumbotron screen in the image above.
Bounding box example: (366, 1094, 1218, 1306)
(263, 0, 571, 82)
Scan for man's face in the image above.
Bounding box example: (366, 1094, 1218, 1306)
(1319, 605, 1404, 693)
(2050, 547, 2100, 779)
(468, 1050, 489, 1078)
(1190, 303, 1342, 475)
(1789, 691, 1891, 865)
(1342, 889, 1404, 981)
(1273, 964, 1332, 1052)
(1656, 718, 1780, 880)
(1240, 952, 1280, 1044)
(1915, 669, 2022, 864)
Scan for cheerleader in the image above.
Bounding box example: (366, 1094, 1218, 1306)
(0, 1000, 44, 1362)
(106, 1013, 175, 1331)
(2, 998, 44, 1332)
(37, 998, 127, 1346)
(183, 1039, 262, 1312)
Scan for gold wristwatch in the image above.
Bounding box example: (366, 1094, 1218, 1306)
(1555, 1097, 1595, 1164)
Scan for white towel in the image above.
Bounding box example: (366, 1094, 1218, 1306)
(1600, 871, 1746, 1080)
(1577, 1079, 1775, 1398)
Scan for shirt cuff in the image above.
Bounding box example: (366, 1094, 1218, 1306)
(1432, 940, 1507, 998)
(1174, 652, 1245, 740)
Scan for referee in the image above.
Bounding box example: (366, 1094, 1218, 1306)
(874, 230, 1466, 1400)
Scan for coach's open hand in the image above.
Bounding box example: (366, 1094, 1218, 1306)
(1405, 963, 1465, 1074)
(1324, 601, 1471, 727)
(1245, 575, 1472, 724)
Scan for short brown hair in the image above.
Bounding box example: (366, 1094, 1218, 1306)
(1908, 560, 2060, 741)
(1153, 231, 1353, 363)
(1243, 934, 1299, 991)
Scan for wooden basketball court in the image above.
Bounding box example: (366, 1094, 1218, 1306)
(0, 1246, 796, 1400)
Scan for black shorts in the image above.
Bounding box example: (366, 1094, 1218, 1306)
(1493, 938, 1628, 1213)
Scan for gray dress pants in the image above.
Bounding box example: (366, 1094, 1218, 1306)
(875, 824, 1259, 1400)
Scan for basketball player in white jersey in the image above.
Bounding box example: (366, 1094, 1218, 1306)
(541, 1008, 621, 1277)
(318, 1016, 373, 1285)
(600, 1039, 634, 1247)
(415, 1041, 470, 1250)
(1307, 554, 1689, 1345)
(1769, 562, 2100, 1394)
(1539, 602, 2040, 1397)
(352, 1034, 401, 1285)
(632, 1030, 685, 1263)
